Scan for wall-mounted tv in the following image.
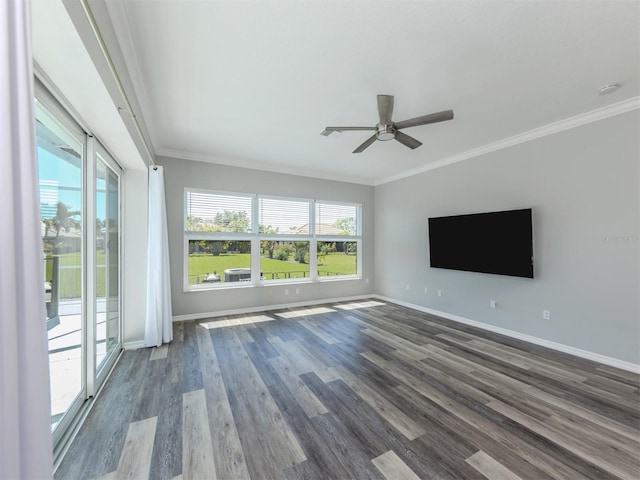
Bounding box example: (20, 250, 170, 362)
(428, 208, 534, 278)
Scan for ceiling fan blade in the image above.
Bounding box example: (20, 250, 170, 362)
(394, 131, 422, 149)
(377, 95, 394, 125)
(353, 134, 377, 153)
(321, 126, 376, 136)
(395, 109, 454, 130)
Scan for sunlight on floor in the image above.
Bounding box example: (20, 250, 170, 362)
(335, 301, 386, 310)
(275, 307, 337, 318)
(198, 314, 276, 329)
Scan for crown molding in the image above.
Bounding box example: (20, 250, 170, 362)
(374, 96, 640, 186)
(155, 148, 376, 186)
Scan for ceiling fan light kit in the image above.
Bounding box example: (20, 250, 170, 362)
(376, 124, 396, 141)
(321, 94, 454, 153)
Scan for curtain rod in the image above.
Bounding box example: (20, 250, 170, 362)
(80, 0, 155, 167)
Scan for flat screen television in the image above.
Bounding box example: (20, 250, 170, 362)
(428, 208, 534, 278)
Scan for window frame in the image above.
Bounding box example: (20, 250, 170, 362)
(183, 188, 362, 291)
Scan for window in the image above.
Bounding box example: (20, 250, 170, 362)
(186, 190, 253, 233)
(260, 241, 311, 280)
(315, 201, 360, 278)
(316, 201, 359, 235)
(185, 190, 254, 289)
(184, 189, 361, 290)
(259, 197, 310, 235)
(187, 240, 251, 285)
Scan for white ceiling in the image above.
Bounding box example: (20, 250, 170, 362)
(105, 0, 639, 185)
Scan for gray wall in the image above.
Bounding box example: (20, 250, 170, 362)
(122, 168, 148, 345)
(157, 156, 375, 317)
(375, 111, 639, 364)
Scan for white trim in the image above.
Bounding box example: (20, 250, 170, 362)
(375, 96, 640, 186)
(123, 340, 146, 350)
(373, 295, 640, 374)
(172, 294, 373, 322)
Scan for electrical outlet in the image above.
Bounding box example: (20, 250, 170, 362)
(285, 289, 289, 296)
(406, 284, 410, 291)
(295, 288, 300, 295)
(424, 287, 428, 294)
(490, 300, 496, 308)
(543, 310, 550, 320)
(437, 290, 442, 297)
(365, 278, 369, 284)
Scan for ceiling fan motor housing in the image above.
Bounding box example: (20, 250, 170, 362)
(376, 123, 396, 141)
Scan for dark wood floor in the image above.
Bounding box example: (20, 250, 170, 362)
(55, 299, 640, 480)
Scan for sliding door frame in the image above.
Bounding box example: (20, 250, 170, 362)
(35, 78, 124, 450)
(93, 143, 123, 391)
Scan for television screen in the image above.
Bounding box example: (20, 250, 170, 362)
(428, 208, 534, 278)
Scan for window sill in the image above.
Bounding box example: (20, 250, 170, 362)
(184, 275, 363, 293)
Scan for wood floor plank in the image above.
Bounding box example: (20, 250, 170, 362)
(309, 374, 463, 480)
(487, 398, 640, 479)
(148, 378, 183, 480)
(182, 389, 217, 480)
(467, 337, 588, 382)
(174, 321, 184, 342)
(372, 450, 422, 480)
(298, 318, 341, 344)
(330, 365, 427, 440)
(269, 353, 329, 418)
(523, 384, 640, 442)
(131, 351, 164, 422)
(195, 325, 251, 480)
(166, 327, 184, 384)
(465, 450, 524, 480)
(362, 349, 496, 408)
(268, 377, 357, 480)
(149, 343, 169, 361)
(57, 299, 640, 480)
(361, 328, 430, 360)
(115, 417, 157, 479)
(393, 384, 584, 479)
(56, 350, 149, 480)
(267, 336, 339, 382)
(310, 413, 386, 480)
(182, 321, 204, 393)
(212, 329, 306, 479)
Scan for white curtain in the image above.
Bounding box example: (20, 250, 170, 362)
(145, 166, 173, 347)
(0, 0, 54, 478)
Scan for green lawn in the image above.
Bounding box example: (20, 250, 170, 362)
(48, 250, 357, 294)
(45, 252, 109, 298)
(189, 252, 356, 284)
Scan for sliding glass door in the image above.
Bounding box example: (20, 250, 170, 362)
(36, 99, 86, 437)
(36, 83, 123, 449)
(95, 149, 121, 379)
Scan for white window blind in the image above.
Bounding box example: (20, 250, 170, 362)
(186, 191, 252, 233)
(316, 202, 358, 235)
(259, 197, 310, 235)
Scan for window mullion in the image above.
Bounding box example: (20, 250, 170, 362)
(309, 237, 318, 282)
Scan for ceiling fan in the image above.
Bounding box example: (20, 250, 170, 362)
(321, 95, 454, 153)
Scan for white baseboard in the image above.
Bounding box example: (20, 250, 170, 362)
(123, 340, 146, 350)
(373, 295, 640, 374)
(172, 294, 374, 322)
